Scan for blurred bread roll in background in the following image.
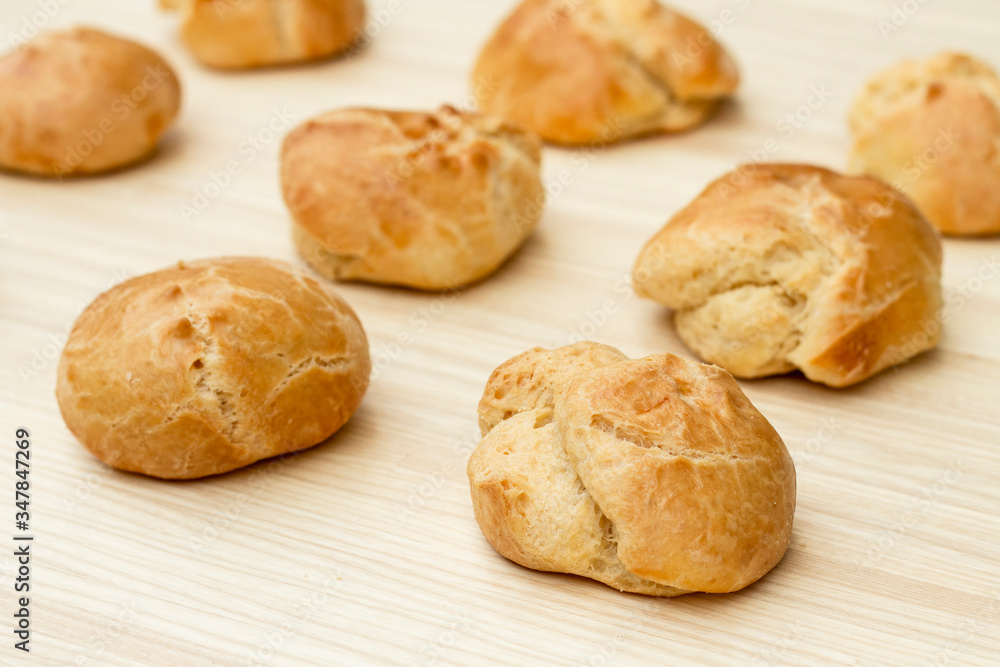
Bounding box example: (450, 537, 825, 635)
(848, 52, 1000, 236)
(472, 0, 739, 145)
(282, 106, 545, 290)
(0, 27, 181, 176)
(161, 0, 366, 69)
(56, 257, 370, 480)
(633, 164, 943, 388)
(469, 342, 795, 595)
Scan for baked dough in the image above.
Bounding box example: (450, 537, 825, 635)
(848, 52, 1000, 236)
(282, 106, 545, 290)
(469, 342, 796, 596)
(0, 27, 181, 176)
(56, 257, 370, 479)
(633, 164, 943, 388)
(161, 0, 366, 69)
(472, 0, 739, 145)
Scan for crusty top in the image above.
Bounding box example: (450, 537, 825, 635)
(56, 258, 370, 479)
(0, 27, 181, 176)
(282, 106, 544, 290)
(555, 354, 794, 591)
(472, 342, 795, 594)
(478, 340, 629, 434)
(848, 52, 1000, 236)
(848, 52, 1000, 136)
(472, 0, 739, 144)
(633, 164, 943, 387)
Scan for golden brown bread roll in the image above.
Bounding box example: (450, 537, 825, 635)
(633, 164, 943, 388)
(469, 342, 796, 596)
(472, 0, 739, 145)
(161, 0, 365, 69)
(848, 52, 1000, 236)
(0, 27, 181, 177)
(56, 257, 370, 480)
(282, 106, 545, 290)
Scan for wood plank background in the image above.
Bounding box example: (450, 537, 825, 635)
(1, 0, 999, 665)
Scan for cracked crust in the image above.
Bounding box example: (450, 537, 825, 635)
(161, 0, 365, 69)
(0, 27, 181, 176)
(56, 257, 371, 479)
(468, 342, 795, 596)
(282, 106, 545, 290)
(471, 0, 739, 145)
(633, 164, 943, 388)
(848, 52, 1000, 236)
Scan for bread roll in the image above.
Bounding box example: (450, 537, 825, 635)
(633, 164, 943, 388)
(161, 0, 365, 69)
(0, 27, 181, 177)
(472, 0, 738, 145)
(56, 257, 370, 480)
(848, 52, 1000, 236)
(469, 342, 795, 596)
(282, 106, 545, 290)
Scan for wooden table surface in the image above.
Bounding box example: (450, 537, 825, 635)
(2, 0, 999, 665)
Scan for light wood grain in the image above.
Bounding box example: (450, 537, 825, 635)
(2, 0, 1000, 665)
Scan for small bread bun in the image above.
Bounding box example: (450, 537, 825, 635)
(633, 164, 943, 388)
(0, 27, 181, 176)
(161, 0, 365, 69)
(469, 342, 795, 596)
(472, 0, 739, 145)
(848, 52, 1000, 236)
(282, 106, 545, 290)
(56, 258, 370, 480)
